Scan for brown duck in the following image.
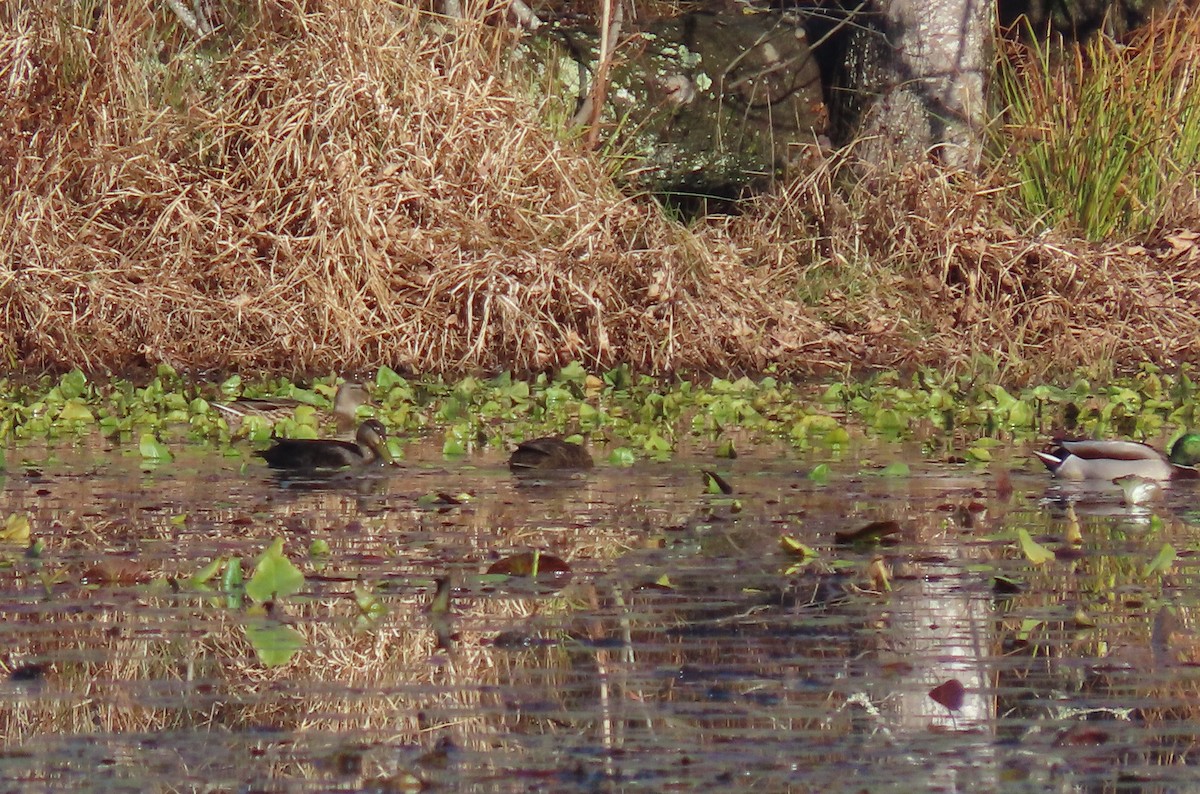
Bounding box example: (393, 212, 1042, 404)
(257, 419, 395, 470)
(213, 382, 370, 434)
(507, 437, 593, 473)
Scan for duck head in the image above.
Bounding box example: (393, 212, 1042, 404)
(1169, 432, 1200, 467)
(357, 419, 396, 465)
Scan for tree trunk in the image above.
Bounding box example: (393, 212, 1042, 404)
(840, 0, 994, 169)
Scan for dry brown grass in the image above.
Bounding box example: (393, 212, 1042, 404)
(2, 0, 1200, 381)
(732, 153, 1200, 382)
(0, 0, 828, 377)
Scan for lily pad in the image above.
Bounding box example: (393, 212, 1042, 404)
(608, 447, 636, 466)
(245, 615, 305, 667)
(138, 433, 173, 461)
(246, 538, 305, 603)
(807, 463, 830, 483)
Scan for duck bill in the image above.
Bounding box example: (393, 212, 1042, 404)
(373, 441, 398, 466)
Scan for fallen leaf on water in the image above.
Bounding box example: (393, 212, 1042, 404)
(928, 678, 965, 711)
(1016, 528, 1055, 565)
(80, 558, 149, 585)
(0, 514, 30, 544)
(701, 469, 734, 495)
(835, 520, 901, 545)
(779, 535, 818, 558)
(486, 551, 571, 580)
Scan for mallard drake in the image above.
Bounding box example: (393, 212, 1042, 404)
(256, 419, 395, 470)
(213, 382, 370, 434)
(507, 437, 593, 473)
(1034, 434, 1200, 481)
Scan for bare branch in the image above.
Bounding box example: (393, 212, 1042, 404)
(165, 0, 213, 37)
(508, 0, 542, 30)
(583, 0, 624, 147)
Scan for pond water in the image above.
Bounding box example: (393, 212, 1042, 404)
(3, 435, 1200, 793)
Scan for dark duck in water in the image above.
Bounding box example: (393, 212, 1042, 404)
(507, 437, 593, 473)
(256, 419, 395, 471)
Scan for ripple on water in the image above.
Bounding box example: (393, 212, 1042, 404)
(1, 436, 1199, 791)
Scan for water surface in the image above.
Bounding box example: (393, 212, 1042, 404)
(3, 436, 1200, 792)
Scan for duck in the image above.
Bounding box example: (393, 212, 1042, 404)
(507, 437, 593, 473)
(1034, 433, 1200, 481)
(213, 382, 370, 434)
(256, 419, 395, 470)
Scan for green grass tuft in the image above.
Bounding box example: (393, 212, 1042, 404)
(994, 12, 1200, 240)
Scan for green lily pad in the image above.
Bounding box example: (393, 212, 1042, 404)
(138, 433, 173, 461)
(246, 538, 305, 603)
(57, 399, 94, 423)
(608, 447, 636, 466)
(245, 616, 305, 667)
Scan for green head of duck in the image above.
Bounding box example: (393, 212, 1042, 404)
(1168, 432, 1200, 468)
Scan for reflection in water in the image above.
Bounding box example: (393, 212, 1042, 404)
(1, 437, 1200, 790)
(884, 557, 997, 789)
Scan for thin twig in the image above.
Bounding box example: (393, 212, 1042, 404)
(584, 0, 624, 148)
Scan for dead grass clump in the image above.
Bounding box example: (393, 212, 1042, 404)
(732, 154, 1200, 381)
(5, 0, 1199, 381)
(0, 0, 834, 377)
